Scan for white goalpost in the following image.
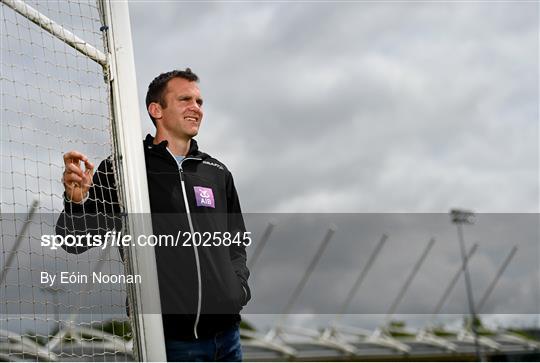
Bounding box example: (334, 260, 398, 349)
(1, 0, 166, 360)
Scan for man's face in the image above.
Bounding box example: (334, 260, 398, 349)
(154, 77, 203, 139)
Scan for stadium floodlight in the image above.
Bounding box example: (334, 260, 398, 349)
(450, 209, 475, 224)
(450, 208, 482, 361)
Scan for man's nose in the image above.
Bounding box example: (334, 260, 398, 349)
(188, 101, 201, 112)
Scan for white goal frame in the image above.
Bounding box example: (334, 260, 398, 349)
(101, 1, 166, 361)
(1, 0, 167, 360)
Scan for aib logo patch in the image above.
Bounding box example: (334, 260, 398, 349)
(194, 186, 215, 208)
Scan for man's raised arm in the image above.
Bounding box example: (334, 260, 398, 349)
(56, 151, 122, 254)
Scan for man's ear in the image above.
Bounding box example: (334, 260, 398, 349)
(148, 102, 162, 120)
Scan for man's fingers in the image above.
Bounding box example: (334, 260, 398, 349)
(63, 173, 92, 194)
(83, 159, 94, 172)
(83, 161, 94, 181)
(63, 151, 93, 185)
(82, 171, 93, 186)
(65, 163, 84, 177)
(63, 150, 87, 161)
(62, 152, 92, 204)
(63, 150, 89, 167)
(63, 172, 83, 185)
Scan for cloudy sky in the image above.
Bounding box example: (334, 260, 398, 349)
(130, 1, 538, 214)
(1, 0, 538, 336)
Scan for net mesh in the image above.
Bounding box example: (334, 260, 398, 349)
(1, 0, 133, 360)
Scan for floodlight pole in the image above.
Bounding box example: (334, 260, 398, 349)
(450, 209, 482, 361)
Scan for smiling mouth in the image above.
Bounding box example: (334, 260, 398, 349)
(185, 116, 198, 122)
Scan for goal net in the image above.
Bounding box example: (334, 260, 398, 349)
(1, 0, 162, 360)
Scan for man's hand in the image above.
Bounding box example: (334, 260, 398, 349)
(62, 151, 94, 203)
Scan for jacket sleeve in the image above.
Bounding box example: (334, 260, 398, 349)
(226, 171, 251, 306)
(55, 157, 123, 254)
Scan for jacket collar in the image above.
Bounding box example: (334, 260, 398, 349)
(144, 134, 203, 158)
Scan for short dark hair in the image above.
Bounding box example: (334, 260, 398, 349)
(145, 68, 199, 125)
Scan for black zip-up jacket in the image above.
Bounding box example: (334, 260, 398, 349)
(56, 135, 250, 340)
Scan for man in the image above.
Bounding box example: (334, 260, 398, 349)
(58, 68, 250, 361)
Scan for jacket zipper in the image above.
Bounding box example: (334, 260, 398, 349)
(166, 149, 203, 339)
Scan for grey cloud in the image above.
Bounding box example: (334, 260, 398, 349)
(131, 2, 538, 213)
